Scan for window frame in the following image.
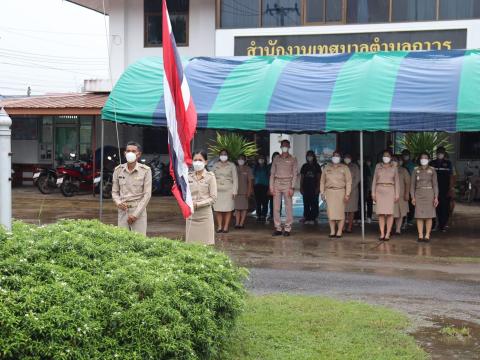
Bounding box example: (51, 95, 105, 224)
(144, 0, 190, 48)
(303, 0, 346, 25)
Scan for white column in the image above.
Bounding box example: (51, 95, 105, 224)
(0, 108, 12, 231)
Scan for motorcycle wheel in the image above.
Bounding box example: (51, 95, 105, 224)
(102, 179, 113, 199)
(37, 175, 53, 194)
(61, 178, 77, 197)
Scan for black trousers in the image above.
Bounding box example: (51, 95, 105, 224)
(436, 195, 451, 230)
(303, 192, 319, 221)
(366, 190, 373, 219)
(254, 184, 269, 219)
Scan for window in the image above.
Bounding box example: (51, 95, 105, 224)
(439, 0, 477, 20)
(221, 0, 260, 28)
(392, 0, 436, 21)
(262, 0, 302, 27)
(11, 116, 39, 140)
(459, 133, 480, 159)
(347, 0, 389, 23)
(144, 0, 188, 47)
(40, 117, 53, 161)
(305, 0, 343, 23)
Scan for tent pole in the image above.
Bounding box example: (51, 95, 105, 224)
(99, 119, 104, 221)
(360, 131, 365, 241)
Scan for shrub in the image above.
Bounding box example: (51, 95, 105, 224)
(0, 220, 247, 359)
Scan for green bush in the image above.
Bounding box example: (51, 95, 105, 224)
(0, 220, 247, 360)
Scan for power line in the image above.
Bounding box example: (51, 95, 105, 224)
(0, 61, 106, 77)
(0, 48, 107, 61)
(0, 51, 108, 66)
(0, 25, 105, 37)
(0, 54, 108, 70)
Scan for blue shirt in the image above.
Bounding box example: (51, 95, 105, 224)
(254, 165, 269, 186)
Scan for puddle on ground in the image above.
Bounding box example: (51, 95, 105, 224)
(413, 317, 480, 359)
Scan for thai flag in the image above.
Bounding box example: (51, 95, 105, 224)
(162, 0, 197, 219)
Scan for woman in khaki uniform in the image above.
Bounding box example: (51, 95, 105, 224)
(235, 154, 253, 229)
(392, 156, 410, 235)
(372, 150, 400, 241)
(212, 149, 238, 233)
(320, 151, 352, 238)
(186, 150, 217, 245)
(411, 152, 439, 242)
(344, 153, 360, 233)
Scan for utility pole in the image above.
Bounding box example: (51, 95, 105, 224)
(266, 2, 300, 26)
(27, 86, 31, 97)
(0, 108, 12, 231)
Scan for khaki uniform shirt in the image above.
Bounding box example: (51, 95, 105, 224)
(112, 162, 152, 218)
(348, 163, 361, 189)
(372, 164, 400, 198)
(269, 154, 298, 189)
(320, 163, 352, 195)
(398, 166, 411, 199)
(410, 166, 439, 198)
(237, 165, 253, 195)
(189, 170, 217, 209)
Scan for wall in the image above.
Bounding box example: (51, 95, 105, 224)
(109, 0, 216, 83)
(11, 140, 39, 164)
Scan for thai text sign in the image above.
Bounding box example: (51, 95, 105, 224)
(234, 29, 467, 56)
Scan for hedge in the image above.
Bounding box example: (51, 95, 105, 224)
(0, 220, 247, 359)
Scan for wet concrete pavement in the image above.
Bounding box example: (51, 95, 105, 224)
(12, 187, 480, 359)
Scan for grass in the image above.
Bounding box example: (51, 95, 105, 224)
(440, 326, 471, 339)
(223, 295, 427, 360)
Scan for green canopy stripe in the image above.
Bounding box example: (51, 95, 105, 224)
(207, 56, 293, 131)
(326, 52, 407, 132)
(456, 50, 480, 131)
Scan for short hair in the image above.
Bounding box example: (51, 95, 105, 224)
(238, 153, 246, 160)
(219, 148, 228, 155)
(193, 149, 208, 161)
(419, 151, 430, 159)
(280, 139, 290, 146)
(437, 146, 446, 152)
(382, 149, 393, 157)
(126, 141, 142, 152)
(401, 149, 410, 155)
(272, 151, 280, 160)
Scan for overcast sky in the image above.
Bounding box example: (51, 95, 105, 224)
(0, 0, 109, 96)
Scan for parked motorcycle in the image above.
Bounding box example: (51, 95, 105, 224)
(56, 153, 100, 197)
(33, 167, 58, 194)
(142, 156, 172, 195)
(93, 149, 121, 199)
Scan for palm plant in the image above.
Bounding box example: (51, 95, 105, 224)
(208, 132, 258, 161)
(400, 132, 453, 159)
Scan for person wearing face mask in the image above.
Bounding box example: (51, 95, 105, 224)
(186, 150, 217, 245)
(254, 155, 269, 222)
(234, 154, 253, 229)
(429, 146, 454, 232)
(267, 152, 281, 221)
(320, 151, 352, 238)
(411, 152, 439, 242)
(112, 141, 152, 235)
(392, 156, 410, 235)
(372, 150, 400, 241)
(343, 153, 360, 233)
(269, 140, 298, 236)
(212, 149, 238, 233)
(402, 149, 416, 225)
(363, 157, 374, 223)
(300, 151, 321, 224)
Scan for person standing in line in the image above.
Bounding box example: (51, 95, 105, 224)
(112, 141, 152, 236)
(402, 149, 416, 225)
(267, 152, 280, 221)
(300, 150, 321, 224)
(234, 154, 253, 229)
(392, 155, 410, 235)
(429, 146, 454, 232)
(320, 151, 352, 238)
(185, 150, 217, 245)
(253, 154, 269, 222)
(212, 149, 238, 233)
(344, 153, 360, 233)
(372, 150, 400, 241)
(411, 152, 439, 242)
(270, 140, 298, 236)
(363, 157, 374, 224)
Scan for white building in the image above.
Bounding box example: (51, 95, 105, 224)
(68, 0, 480, 174)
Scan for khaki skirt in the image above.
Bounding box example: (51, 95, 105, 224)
(394, 198, 409, 218)
(414, 188, 436, 219)
(375, 185, 395, 215)
(235, 194, 249, 210)
(214, 188, 235, 212)
(325, 188, 346, 221)
(345, 186, 359, 213)
(186, 206, 215, 245)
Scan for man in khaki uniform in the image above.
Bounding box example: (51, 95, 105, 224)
(269, 139, 298, 236)
(112, 142, 152, 235)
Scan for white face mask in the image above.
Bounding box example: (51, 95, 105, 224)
(307, 156, 313, 162)
(219, 155, 228, 162)
(383, 157, 391, 164)
(437, 153, 445, 160)
(420, 158, 429, 166)
(258, 159, 265, 165)
(193, 161, 205, 172)
(281, 147, 289, 153)
(125, 152, 137, 164)
(238, 159, 245, 166)
(332, 156, 341, 164)
(344, 158, 352, 165)
(403, 155, 410, 161)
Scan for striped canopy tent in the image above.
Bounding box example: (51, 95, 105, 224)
(102, 50, 480, 132)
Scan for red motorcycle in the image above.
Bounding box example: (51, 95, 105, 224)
(56, 156, 100, 197)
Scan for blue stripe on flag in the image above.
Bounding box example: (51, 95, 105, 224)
(389, 50, 465, 132)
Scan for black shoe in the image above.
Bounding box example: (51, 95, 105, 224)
(216, 229, 223, 233)
(234, 225, 241, 229)
(424, 237, 430, 243)
(417, 237, 424, 243)
(223, 229, 229, 234)
(379, 236, 385, 241)
(384, 236, 390, 241)
(272, 230, 283, 236)
(336, 234, 343, 239)
(283, 231, 291, 237)
(329, 234, 336, 238)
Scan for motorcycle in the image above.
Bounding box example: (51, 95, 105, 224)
(33, 167, 58, 194)
(93, 150, 121, 199)
(56, 153, 101, 197)
(142, 156, 172, 196)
